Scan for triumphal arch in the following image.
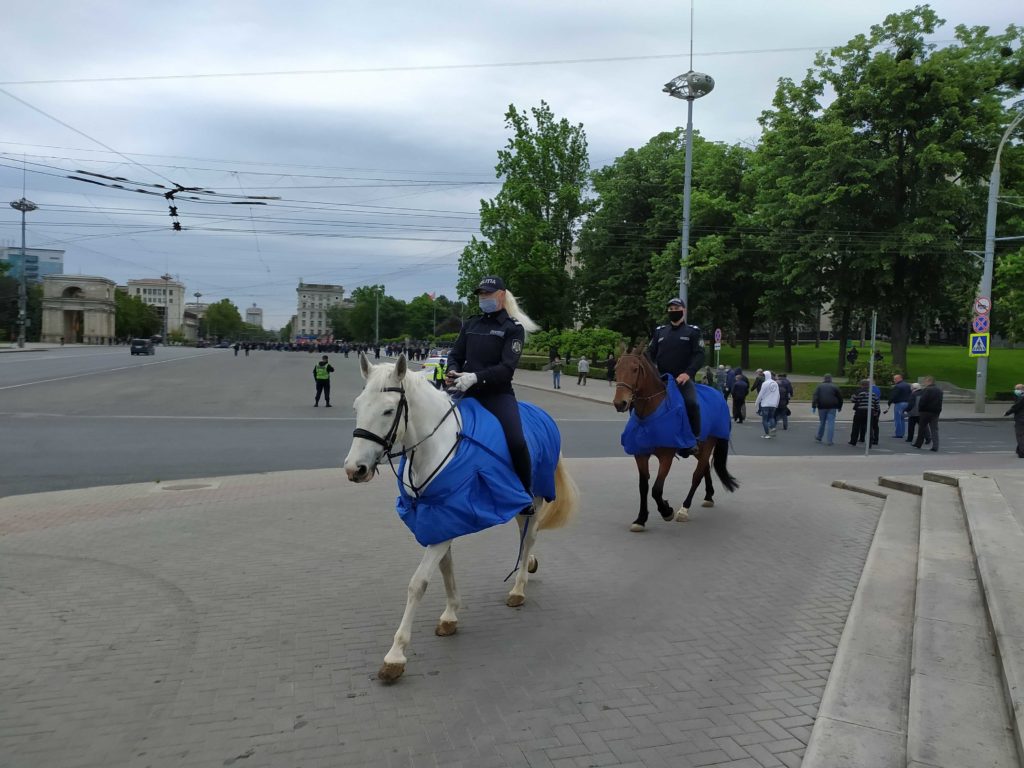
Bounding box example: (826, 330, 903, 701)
(41, 275, 116, 344)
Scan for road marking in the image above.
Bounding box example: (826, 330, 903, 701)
(0, 412, 355, 421)
(0, 350, 143, 364)
(0, 353, 217, 390)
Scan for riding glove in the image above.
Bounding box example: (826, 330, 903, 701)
(452, 372, 478, 392)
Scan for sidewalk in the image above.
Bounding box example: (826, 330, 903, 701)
(510, 366, 1012, 421)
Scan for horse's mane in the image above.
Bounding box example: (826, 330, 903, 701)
(504, 290, 539, 333)
(366, 359, 450, 407)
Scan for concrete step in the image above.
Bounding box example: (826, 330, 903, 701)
(956, 473, 1024, 763)
(907, 483, 1018, 767)
(802, 488, 919, 768)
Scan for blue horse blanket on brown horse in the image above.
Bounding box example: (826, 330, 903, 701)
(621, 378, 731, 456)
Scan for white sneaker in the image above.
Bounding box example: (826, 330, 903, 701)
(762, 434, 772, 439)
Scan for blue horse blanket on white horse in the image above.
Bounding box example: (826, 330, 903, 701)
(621, 378, 731, 456)
(396, 398, 559, 546)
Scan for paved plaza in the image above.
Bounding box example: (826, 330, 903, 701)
(2, 345, 1021, 767)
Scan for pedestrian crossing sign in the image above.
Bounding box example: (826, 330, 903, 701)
(969, 333, 990, 357)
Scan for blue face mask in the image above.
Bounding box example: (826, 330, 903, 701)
(479, 297, 499, 313)
(1016, 389, 1024, 398)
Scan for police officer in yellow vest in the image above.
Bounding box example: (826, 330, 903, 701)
(431, 357, 447, 389)
(313, 355, 334, 407)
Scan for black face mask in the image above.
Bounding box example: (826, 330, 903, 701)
(667, 310, 685, 323)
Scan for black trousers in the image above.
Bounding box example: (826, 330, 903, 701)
(850, 412, 868, 444)
(915, 413, 939, 450)
(1015, 421, 1024, 457)
(677, 378, 701, 437)
(470, 391, 532, 495)
(731, 396, 745, 422)
(906, 415, 919, 443)
(315, 380, 331, 405)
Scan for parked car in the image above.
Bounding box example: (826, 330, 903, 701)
(215, 341, 232, 348)
(130, 338, 155, 356)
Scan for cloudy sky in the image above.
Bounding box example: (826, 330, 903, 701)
(1, 1, 1018, 329)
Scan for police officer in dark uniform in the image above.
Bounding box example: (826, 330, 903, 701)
(445, 276, 533, 513)
(648, 297, 704, 446)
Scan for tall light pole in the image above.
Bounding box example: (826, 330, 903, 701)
(160, 272, 173, 343)
(663, 70, 714, 308)
(975, 110, 1024, 412)
(374, 286, 380, 348)
(9, 197, 37, 348)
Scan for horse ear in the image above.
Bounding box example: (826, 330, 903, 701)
(359, 351, 373, 380)
(395, 353, 407, 381)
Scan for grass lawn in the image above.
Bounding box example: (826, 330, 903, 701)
(717, 341, 1023, 396)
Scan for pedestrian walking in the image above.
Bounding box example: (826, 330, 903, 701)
(886, 374, 912, 438)
(576, 355, 590, 385)
(605, 353, 616, 387)
(849, 379, 880, 446)
(715, 364, 728, 397)
(731, 373, 749, 423)
(776, 373, 794, 430)
(754, 370, 780, 438)
(233, 342, 240, 356)
(811, 373, 843, 445)
(752, 369, 765, 394)
(913, 376, 943, 451)
(313, 354, 334, 407)
(550, 355, 563, 389)
(1005, 383, 1024, 458)
(905, 383, 926, 445)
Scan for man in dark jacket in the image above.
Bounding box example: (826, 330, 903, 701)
(1005, 383, 1024, 458)
(913, 376, 943, 452)
(905, 383, 926, 445)
(776, 373, 794, 430)
(730, 374, 749, 423)
(887, 374, 912, 439)
(811, 374, 843, 445)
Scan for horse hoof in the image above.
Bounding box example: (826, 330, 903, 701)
(702, 499, 714, 508)
(435, 621, 458, 637)
(527, 555, 538, 574)
(675, 508, 690, 522)
(629, 523, 645, 532)
(506, 594, 525, 608)
(378, 662, 406, 683)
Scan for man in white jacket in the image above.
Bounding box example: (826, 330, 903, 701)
(754, 370, 781, 438)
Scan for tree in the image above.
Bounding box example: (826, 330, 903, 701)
(204, 299, 244, 340)
(800, 7, 1024, 372)
(458, 101, 591, 329)
(114, 289, 160, 339)
(995, 248, 1024, 342)
(346, 286, 406, 343)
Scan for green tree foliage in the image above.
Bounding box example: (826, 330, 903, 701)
(346, 286, 406, 343)
(203, 299, 244, 340)
(114, 288, 160, 339)
(791, 7, 1024, 372)
(458, 101, 591, 329)
(995, 249, 1024, 342)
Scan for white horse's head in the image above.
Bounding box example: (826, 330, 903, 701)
(344, 352, 411, 482)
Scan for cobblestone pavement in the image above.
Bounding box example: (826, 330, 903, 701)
(0, 457, 883, 768)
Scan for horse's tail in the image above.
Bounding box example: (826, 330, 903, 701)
(537, 456, 578, 531)
(712, 439, 739, 492)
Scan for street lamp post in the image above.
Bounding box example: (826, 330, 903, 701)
(160, 272, 173, 344)
(975, 110, 1024, 413)
(663, 70, 714, 309)
(9, 197, 38, 348)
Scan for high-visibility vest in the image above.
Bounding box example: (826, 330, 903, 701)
(432, 362, 446, 382)
(315, 363, 331, 380)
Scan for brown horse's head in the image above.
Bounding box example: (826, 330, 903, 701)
(612, 346, 661, 413)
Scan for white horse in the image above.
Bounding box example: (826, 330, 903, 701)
(343, 352, 579, 683)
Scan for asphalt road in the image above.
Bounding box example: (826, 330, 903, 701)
(0, 346, 1017, 496)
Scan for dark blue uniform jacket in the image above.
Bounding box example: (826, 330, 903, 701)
(447, 309, 524, 394)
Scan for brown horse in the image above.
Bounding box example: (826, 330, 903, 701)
(612, 347, 738, 531)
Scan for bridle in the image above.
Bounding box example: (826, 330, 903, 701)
(350, 384, 461, 496)
(614, 353, 666, 411)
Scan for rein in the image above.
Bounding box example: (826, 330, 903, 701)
(351, 384, 461, 497)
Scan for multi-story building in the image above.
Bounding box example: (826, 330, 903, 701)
(295, 282, 344, 339)
(1, 247, 64, 284)
(126, 277, 186, 334)
(245, 303, 263, 328)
